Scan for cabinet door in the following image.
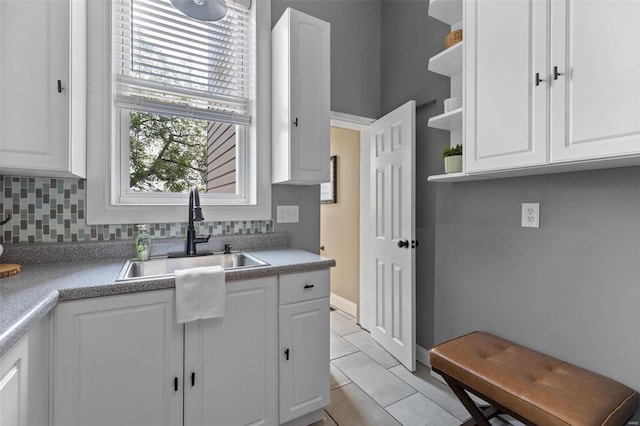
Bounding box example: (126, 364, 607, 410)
(465, 0, 548, 172)
(279, 297, 330, 424)
(53, 290, 183, 426)
(0, 335, 28, 426)
(272, 8, 330, 184)
(184, 277, 277, 426)
(550, 1, 640, 162)
(0, 0, 85, 178)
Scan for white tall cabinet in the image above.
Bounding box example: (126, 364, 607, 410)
(272, 8, 330, 185)
(0, 0, 86, 178)
(464, 0, 640, 174)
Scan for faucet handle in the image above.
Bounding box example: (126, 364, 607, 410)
(194, 234, 210, 244)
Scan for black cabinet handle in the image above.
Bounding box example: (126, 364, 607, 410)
(293, 117, 298, 127)
(553, 66, 563, 80)
(191, 372, 195, 387)
(174, 377, 178, 392)
(303, 284, 314, 289)
(284, 348, 290, 360)
(57, 80, 63, 93)
(535, 72, 545, 86)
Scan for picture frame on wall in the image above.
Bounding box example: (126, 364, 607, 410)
(320, 155, 337, 204)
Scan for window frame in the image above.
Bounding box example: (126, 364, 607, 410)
(86, 0, 271, 225)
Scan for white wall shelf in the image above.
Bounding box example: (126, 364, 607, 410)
(427, 108, 462, 131)
(428, 0, 462, 25)
(428, 42, 463, 77)
(427, 154, 640, 183)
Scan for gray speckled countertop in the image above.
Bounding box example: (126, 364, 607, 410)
(0, 248, 334, 358)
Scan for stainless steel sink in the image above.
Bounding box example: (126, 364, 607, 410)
(116, 252, 269, 281)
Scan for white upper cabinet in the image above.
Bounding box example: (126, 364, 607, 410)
(550, 0, 640, 162)
(272, 8, 330, 184)
(465, 0, 548, 173)
(0, 0, 86, 178)
(464, 0, 640, 175)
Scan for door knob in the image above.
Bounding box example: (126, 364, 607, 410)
(320, 245, 325, 251)
(397, 240, 409, 248)
(412, 240, 420, 249)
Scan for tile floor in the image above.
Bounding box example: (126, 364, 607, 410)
(316, 308, 513, 426)
(320, 309, 640, 426)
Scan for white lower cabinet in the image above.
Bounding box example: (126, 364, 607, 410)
(53, 289, 184, 426)
(52, 272, 330, 426)
(279, 270, 330, 424)
(0, 332, 28, 426)
(53, 278, 278, 426)
(184, 277, 277, 426)
(0, 315, 50, 426)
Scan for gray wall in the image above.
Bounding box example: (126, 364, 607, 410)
(271, 184, 321, 253)
(434, 167, 640, 390)
(380, 1, 450, 350)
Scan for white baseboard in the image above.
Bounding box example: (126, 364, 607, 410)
(330, 293, 357, 317)
(416, 345, 431, 368)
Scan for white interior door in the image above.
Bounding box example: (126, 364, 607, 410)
(366, 100, 416, 371)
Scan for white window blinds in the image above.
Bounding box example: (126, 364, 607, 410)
(113, 0, 252, 125)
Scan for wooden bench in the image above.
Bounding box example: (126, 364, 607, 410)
(430, 331, 638, 426)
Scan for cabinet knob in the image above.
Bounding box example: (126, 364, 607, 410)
(397, 239, 409, 248)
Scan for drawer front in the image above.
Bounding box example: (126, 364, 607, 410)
(279, 269, 330, 305)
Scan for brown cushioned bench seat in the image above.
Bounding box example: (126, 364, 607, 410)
(430, 331, 638, 426)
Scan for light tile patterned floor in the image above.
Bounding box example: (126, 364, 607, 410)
(316, 308, 512, 426)
(318, 308, 640, 426)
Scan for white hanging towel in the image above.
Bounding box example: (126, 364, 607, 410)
(175, 265, 226, 323)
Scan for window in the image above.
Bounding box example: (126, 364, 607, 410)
(86, 0, 271, 224)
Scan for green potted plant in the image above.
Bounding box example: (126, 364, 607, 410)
(442, 144, 463, 173)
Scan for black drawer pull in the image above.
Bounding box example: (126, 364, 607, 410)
(303, 284, 314, 289)
(191, 372, 195, 387)
(284, 348, 290, 360)
(174, 377, 178, 392)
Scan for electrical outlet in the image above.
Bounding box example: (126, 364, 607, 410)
(277, 205, 299, 224)
(521, 203, 540, 228)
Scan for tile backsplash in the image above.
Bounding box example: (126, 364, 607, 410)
(0, 176, 272, 244)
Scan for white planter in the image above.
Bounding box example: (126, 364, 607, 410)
(444, 155, 462, 173)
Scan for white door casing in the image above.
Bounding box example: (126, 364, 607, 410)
(368, 100, 416, 372)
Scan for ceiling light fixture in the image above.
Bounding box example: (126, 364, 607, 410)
(170, 0, 227, 22)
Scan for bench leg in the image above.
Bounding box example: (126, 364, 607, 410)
(439, 372, 496, 426)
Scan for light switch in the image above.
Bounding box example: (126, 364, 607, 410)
(277, 205, 299, 223)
